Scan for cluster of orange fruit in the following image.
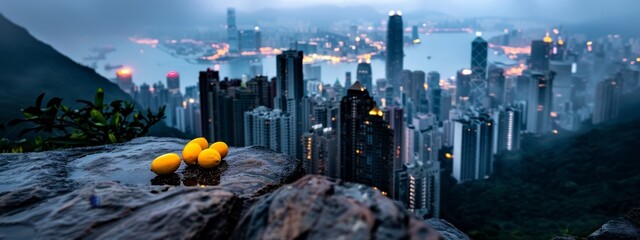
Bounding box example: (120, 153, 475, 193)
(150, 138, 229, 175)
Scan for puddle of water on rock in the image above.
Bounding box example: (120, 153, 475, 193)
(151, 161, 229, 187)
(68, 150, 228, 187)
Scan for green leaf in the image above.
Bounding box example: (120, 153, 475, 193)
(35, 93, 45, 109)
(90, 109, 106, 124)
(95, 88, 104, 108)
(46, 97, 63, 108)
(108, 133, 117, 143)
(110, 112, 121, 127)
(70, 132, 86, 139)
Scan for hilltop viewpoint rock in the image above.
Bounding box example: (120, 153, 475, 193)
(0, 137, 463, 239)
(232, 175, 441, 240)
(0, 137, 303, 239)
(588, 208, 640, 240)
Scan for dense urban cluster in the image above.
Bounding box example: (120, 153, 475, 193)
(111, 8, 638, 219)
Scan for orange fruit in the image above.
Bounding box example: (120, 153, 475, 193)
(182, 142, 202, 165)
(189, 137, 209, 150)
(198, 149, 221, 168)
(209, 141, 229, 159)
(151, 153, 181, 175)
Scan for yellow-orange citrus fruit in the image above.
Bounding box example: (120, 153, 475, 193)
(198, 149, 221, 168)
(182, 142, 202, 165)
(151, 153, 181, 175)
(189, 137, 209, 150)
(209, 141, 229, 159)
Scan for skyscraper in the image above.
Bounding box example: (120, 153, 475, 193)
(529, 35, 553, 71)
(302, 124, 338, 177)
(356, 60, 373, 91)
(593, 76, 622, 124)
(340, 81, 395, 196)
(254, 26, 262, 51)
(229, 88, 258, 146)
(456, 69, 473, 102)
(116, 68, 134, 96)
(411, 70, 426, 112)
(550, 60, 573, 113)
(166, 71, 180, 94)
(244, 107, 294, 154)
(138, 83, 152, 109)
(340, 81, 376, 181)
(238, 29, 258, 52)
(469, 77, 488, 107)
(487, 65, 505, 106)
(471, 34, 488, 79)
(345, 71, 352, 95)
(427, 71, 442, 120)
(411, 25, 420, 44)
(184, 97, 201, 136)
(427, 71, 440, 91)
(199, 69, 220, 142)
(386, 11, 404, 93)
(358, 105, 395, 196)
(246, 76, 271, 107)
(227, 8, 239, 54)
(165, 71, 183, 129)
(383, 106, 405, 172)
(551, 37, 567, 61)
(525, 70, 555, 134)
(494, 105, 522, 153)
(452, 111, 494, 183)
(275, 50, 304, 158)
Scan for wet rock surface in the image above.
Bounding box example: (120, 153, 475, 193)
(0, 138, 461, 239)
(0, 137, 303, 239)
(425, 219, 469, 240)
(0, 137, 303, 204)
(588, 208, 640, 240)
(232, 175, 441, 240)
(0, 182, 240, 240)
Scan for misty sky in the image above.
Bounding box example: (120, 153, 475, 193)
(0, 0, 638, 45)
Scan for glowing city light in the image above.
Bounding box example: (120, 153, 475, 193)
(368, 107, 384, 116)
(543, 33, 553, 43)
(166, 71, 179, 78)
(462, 69, 472, 75)
(476, 31, 482, 37)
(116, 68, 132, 76)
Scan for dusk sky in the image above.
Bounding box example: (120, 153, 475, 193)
(1, 0, 637, 29)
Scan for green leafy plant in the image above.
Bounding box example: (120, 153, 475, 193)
(7, 88, 165, 151)
(0, 122, 26, 153)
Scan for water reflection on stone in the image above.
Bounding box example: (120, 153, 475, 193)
(150, 161, 229, 187)
(150, 173, 181, 186)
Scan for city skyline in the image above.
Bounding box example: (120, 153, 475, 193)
(0, 3, 639, 239)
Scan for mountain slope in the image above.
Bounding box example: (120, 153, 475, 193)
(0, 14, 184, 139)
(441, 119, 640, 239)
